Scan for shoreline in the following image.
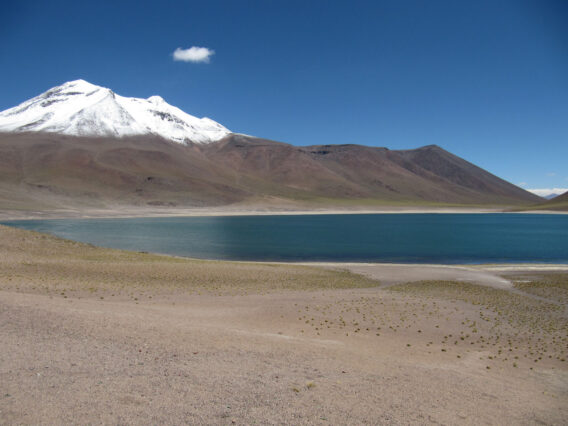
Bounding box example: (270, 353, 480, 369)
(0, 205, 567, 220)
(1, 222, 566, 288)
(230, 261, 568, 290)
(0, 221, 566, 273)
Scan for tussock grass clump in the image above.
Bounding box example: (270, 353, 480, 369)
(388, 279, 568, 369)
(512, 273, 568, 305)
(388, 280, 564, 326)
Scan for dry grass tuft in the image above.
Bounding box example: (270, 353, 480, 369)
(0, 225, 379, 299)
(388, 279, 568, 369)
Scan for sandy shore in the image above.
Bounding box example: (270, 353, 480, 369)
(1, 225, 567, 424)
(1, 204, 566, 220)
(299, 262, 568, 289)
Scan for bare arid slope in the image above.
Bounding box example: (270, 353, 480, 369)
(0, 132, 540, 213)
(1, 225, 567, 424)
(203, 135, 539, 205)
(528, 191, 568, 212)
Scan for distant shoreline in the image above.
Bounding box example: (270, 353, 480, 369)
(1, 205, 567, 220)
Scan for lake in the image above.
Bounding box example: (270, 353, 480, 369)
(2, 214, 567, 264)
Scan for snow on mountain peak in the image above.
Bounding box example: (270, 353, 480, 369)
(147, 95, 165, 104)
(63, 79, 101, 90)
(0, 80, 231, 144)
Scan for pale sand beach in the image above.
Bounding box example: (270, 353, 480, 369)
(1, 204, 566, 221)
(1, 224, 567, 424)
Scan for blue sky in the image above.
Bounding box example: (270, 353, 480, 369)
(1, 0, 567, 195)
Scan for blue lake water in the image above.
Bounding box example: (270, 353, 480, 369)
(2, 214, 567, 264)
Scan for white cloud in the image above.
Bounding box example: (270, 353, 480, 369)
(518, 182, 527, 187)
(527, 188, 568, 197)
(173, 46, 214, 63)
(546, 172, 557, 177)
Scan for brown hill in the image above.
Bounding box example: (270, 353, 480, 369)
(0, 132, 540, 212)
(202, 135, 538, 205)
(526, 191, 568, 212)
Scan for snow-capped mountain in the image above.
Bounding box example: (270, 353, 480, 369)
(0, 79, 231, 144)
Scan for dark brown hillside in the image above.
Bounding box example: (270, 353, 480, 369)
(298, 144, 465, 202)
(0, 132, 540, 212)
(394, 145, 539, 201)
(203, 135, 539, 205)
(0, 133, 249, 210)
(310, 143, 539, 204)
(202, 136, 369, 199)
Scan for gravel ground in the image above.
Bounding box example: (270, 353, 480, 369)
(1, 225, 567, 424)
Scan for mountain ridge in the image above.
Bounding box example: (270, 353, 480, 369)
(0, 132, 541, 212)
(0, 80, 230, 144)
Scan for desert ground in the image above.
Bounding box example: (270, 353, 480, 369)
(1, 224, 567, 424)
